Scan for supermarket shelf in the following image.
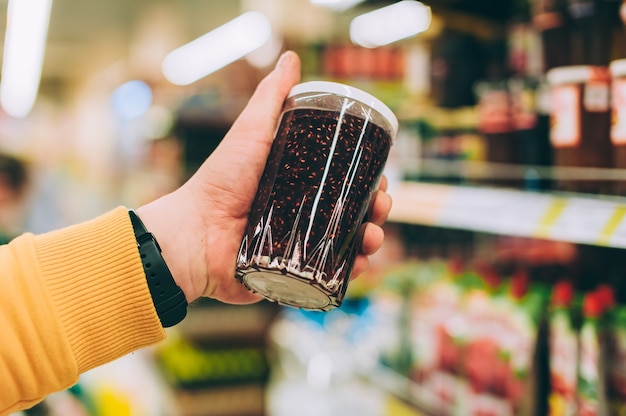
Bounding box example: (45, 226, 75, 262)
(404, 159, 626, 181)
(388, 181, 626, 248)
(177, 301, 279, 344)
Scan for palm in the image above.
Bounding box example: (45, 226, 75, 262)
(186, 134, 282, 303)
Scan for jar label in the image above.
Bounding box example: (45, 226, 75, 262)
(532, 12, 564, 31)
(478, 90, 512, 134)
(512, 87, 538, 130)
(584, 81, 610, 112)
(612, 79, 626, 145)
(550, 85, 581, 147)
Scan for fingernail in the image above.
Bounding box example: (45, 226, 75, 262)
(275, 51, 291, 71)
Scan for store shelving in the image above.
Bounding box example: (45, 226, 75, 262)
(388, 180, 626, 249)
(153, 300, 280, 416)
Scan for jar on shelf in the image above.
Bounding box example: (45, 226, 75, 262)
(532, 0, 572, 70)
(609, 59, 626, 194)
(475, 79, 519, 188)
(509, 76, 554, 191)
(547, 65, 612, 194)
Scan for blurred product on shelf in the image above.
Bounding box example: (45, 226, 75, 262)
(566, 0, 620, 66)
(508, 76, 553, 191)
(547, 65, 613, 194)
(575, 286, 614, 415)
(532, 0, 571, 71)
(429, 29, 485, 109)
(405, 258, 549, 416)
(475, 78, 520, 187)
(609, 58, 626, 196)
(409, 106, 486, 185)
(605, 298, 626, 415)
(547, 280, 579, 416)
(321, 43, 404, 82)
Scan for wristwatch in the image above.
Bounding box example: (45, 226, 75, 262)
(129, 209, 188, 327)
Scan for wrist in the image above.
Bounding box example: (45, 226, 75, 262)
(129, 208, 188, 327)
(135, 193, 207, 302)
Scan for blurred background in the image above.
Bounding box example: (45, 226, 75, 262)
(7, 0, 626, 415)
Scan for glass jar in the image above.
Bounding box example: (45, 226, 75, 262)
(547, 65, 612, 193)
(235, 81, 398, 311)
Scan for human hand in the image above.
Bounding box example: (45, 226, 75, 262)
(138, 51, 393, 304)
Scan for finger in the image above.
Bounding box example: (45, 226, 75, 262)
(209, 280, 265, 305)
(350, 255, 370, 280)
(360, 223, 385, 256)
(378, 174, 388, 192)
(368, 190, 392, 226)
(225, 51, 301, 147)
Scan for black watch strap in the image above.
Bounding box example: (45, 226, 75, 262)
(129, 209, 187, 327)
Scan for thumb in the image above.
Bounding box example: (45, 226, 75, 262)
(224, 50, 301, 148)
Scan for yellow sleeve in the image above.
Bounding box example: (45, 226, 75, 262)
(0, 206, 166, 414)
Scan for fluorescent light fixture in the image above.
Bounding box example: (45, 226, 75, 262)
(0, 0, 53, 118)
(350, 1, 431, 48)
(162, 11, 271, 86)
(245, 34, 283, 69)
(310, 0, 365, 11)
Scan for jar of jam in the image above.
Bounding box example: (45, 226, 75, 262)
(235, 81, 397, 311)
(547, 65, 612, 193)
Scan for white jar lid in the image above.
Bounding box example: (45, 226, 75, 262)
(610, 59, 626, 78)
(288, 80, 399, 138)
(547, 65, 609, 85)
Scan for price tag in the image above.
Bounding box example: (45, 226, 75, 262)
(439, 188, 551, 238)
(390, 183, 626, 250)
(545, 198, 617, 245)
(487, 191, 553, 237)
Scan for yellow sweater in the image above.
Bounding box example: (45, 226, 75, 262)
(0, 207, 166, 414)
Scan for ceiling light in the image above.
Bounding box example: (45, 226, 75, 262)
(162, 11, 271, 86)
(350, 1, 431, 48)
(0, 0, 53, 118)
(310, 0, 365, 11)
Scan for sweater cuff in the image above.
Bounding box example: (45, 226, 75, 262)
(33, 206, 166, 373)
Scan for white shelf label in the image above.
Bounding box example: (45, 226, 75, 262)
(541, 198, 617, 245)
(389, 182, 626, 250)
(439, 188, 551, 238)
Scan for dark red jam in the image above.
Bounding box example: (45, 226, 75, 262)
(236, 107, 392, 308)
